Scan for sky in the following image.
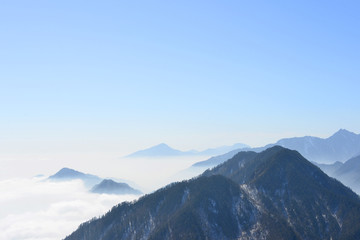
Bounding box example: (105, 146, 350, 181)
(1, 2, 360, 239)
(1, 1, 360, 173)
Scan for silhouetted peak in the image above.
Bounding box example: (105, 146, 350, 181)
(47, 168, 103, 189)
(153, 143, 172, 149)
(125, 143, 185, 158)
(58, 167, 80, 174)
(261, 145, 286, 152)
(91, 179, 142, 195)
(50, 167, 84, 178)
(100, 179, 115, 184)
(97, 179, 128, 188)
(257, 145, 299, 160)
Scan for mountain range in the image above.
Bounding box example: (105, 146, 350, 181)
(125, 143, 249, 158)
(64, 146, 360, 240)
(48, 168, 141, 195)
(274, 129, 360, 163)
(193, 129, 360, 168)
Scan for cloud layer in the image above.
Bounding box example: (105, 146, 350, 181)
(0, 177, 138, 240)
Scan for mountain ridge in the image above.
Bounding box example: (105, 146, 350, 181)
(64, 146, 360, 240)
(125, 143, 250, 158)
(192, 129, 360, 169)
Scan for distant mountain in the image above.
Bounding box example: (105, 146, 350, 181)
(190, 145, 269, 169)
(48, 168, 102, 188)
(275, 129, 360, 163)
(91, 179, 142, 195)
(317, 155, 360, 194)
(126, 143, 192, 158)
(65, 147, 360, 240)
(48, 168, 140, 193)
(192, 129, 360, 168)
(315, 161, 343, 176)
(192, 148, 252, 168)
(126, 143, 249, 158)
(333, 155, 360, 194)
(199, 143, 250, 156)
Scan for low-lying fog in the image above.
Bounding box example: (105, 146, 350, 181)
(0, 154, 209, 240)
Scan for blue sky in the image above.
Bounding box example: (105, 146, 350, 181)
(1, 1, 360, 156)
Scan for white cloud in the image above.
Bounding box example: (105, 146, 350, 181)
(0, 155, 204, 240)
(0, 178, 139, 240)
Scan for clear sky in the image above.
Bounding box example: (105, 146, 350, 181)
(1, 0, 360, 158)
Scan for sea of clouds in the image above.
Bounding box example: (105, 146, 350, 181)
(0, 177, 138, 240)
(0, 153, 207, 240)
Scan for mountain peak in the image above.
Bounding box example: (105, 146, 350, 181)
(50, 167, 84, 178)
(99, 179, 117, 184)
(204, 145, 330, 192)
(91, 179, 142, 195)
(268, 129, 360, 163)
(92, 179, 128, 189)
(126, 143, 184, 158)
(330, 129, 356, 138)
(153, 143, 172, 149)
(48, 167, 102, 188)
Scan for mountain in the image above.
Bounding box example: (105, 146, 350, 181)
(190, 145, 268, 170)
(192, 129, 360, 168)
(314, 161, 343, 176)
(334, 155, 360, 176)
(192, 148, 254, 168)
(203, 146, 360, 238)
(333, 155, 360, 194)
(126, 143, 249, 158)
(91, 179, 142, 195)
(126, 143, 192, 158)
(48, 167, 102, 188)
(275, 129, 360, 163)
(199, 143, 250, 156)
(317, 155, 360, 194)
(48, 168, 140, 192)
(65, 146, 360, 240)
(65, 175, 265, 240)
